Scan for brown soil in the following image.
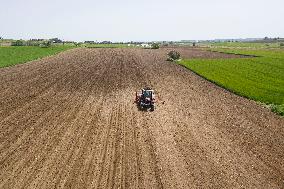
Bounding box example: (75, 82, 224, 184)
(161, 46, 245, 59)
(0, 48, 283, 189)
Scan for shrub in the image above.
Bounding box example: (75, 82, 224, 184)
(167, 51, 181, 61)
(40, 41, 51, 48)
(151, 43, 160, 49)
(74, 42, 82, 47)
(280, 43, 284, 47)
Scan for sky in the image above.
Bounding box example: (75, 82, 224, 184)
(1, 0, 283, 42)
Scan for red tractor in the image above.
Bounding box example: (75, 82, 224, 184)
(136, 88, 156, 111)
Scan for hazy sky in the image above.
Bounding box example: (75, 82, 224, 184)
(1, 0, 283, 42)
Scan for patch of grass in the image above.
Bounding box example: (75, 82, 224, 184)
(268, 104, 284, 116)
(206, 42, 282, 48)
(179, 49, 284, 116)
(0, 46, 74, 68)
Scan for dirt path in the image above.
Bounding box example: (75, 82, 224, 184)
(0, 48, 283, 188)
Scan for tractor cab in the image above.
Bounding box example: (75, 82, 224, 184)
(141, 89, 154, 100)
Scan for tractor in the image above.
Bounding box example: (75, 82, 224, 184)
(136, 88, 156, 111)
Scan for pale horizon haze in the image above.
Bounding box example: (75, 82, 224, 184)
(1, 0, 283, 42)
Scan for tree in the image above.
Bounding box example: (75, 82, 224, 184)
(40, 40, 51, 48)
(151, 43, 160, 49)
(50, 38, 62, 43)
(12, 40, 24, 46)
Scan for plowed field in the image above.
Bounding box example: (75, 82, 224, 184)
(0, 48, 283, 188)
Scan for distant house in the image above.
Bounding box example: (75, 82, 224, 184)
(141, 43, 151, 48)
(0, 38, 13, 46)
(0, 42, 12, 46)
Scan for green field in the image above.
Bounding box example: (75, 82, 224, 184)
(199, 42, 284, 49)
(180, 48, 284, 115)
(0, 46, 74, 68)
